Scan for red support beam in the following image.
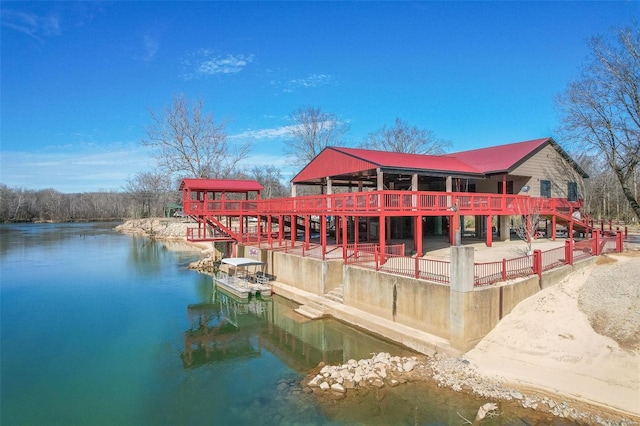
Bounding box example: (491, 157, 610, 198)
(379, 216, 386, 264)
(342, 215, 347, 261)
(415, 215, 423, 256)
(486, 215, 492, 247)
(291, 214, 296, 247)
(321, 215, 327, 260)
(354, 216, 359, 247)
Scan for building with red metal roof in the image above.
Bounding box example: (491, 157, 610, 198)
(291, 137, 587, 200)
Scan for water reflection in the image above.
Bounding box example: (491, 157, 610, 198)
(0, 222, 116, 257)
(182, 293, 270, 368)
(182, 289, 417, 372)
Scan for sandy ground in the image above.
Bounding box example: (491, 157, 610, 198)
(465, 251, 640, 418)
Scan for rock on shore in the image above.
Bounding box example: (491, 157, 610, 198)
(305, 351, 638, 425)
(114, 218, 221, 271)
(114, 218, 194, 239)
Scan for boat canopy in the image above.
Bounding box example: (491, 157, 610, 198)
(221, 257, 264, 267)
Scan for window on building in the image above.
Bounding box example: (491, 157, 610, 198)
(540, 180, 551, 198)
(567, 182, 578, 201)
(497, 181, 514, 194)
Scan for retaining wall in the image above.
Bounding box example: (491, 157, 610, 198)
(240, 244, 598, 353)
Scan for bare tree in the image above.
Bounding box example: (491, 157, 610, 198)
(511, 199, 543, 255)
(250, 165, 288, 199)
(361, 118, 450, 154)
(143, 95, 251, 180)
(557, 24, 640, 221)
(125, 171, 177, 217)
(285, 106, 349, 166)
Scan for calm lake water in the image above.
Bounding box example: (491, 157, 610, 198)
(1, 222, 568, 425)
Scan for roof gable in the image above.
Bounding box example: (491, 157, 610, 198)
(292, 147, 379, 183)
(449, 138, 550, 174)
(449, 137, 588, 178)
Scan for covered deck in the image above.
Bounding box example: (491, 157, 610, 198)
(180, 138, 592, 260)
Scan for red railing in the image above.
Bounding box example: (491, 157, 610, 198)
(186, 226, 235, 241)
(541, 246, 566, 271)
(416, 258, 450, 284)
(474, 261, 503, 287)
(184, 190, 587, 218)
(249, 235, 621, 287)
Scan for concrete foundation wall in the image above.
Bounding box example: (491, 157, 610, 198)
(450, 287, 501, 351)
(500, 276, 540, 318)
(261, 250, 343, 295)
(243, 244, 598, 353)
(343, 266, 450, 339)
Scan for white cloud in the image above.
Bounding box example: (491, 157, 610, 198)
(181, 50, 254, 79)
(272, 73, 335, 93)
(1, 9, 60, 40)
(232, 125, 296, 140)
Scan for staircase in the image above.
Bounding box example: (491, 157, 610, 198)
(294, 301, 328, 320)
(324, 285, 344, 304)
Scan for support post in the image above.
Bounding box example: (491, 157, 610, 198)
(450, 246, 476, 351)
(486, 215, 492, 247)
(321, 215, 327, 260)
(617, 230, 623, 252)
(533, 249, 542, 279)
(564, 240, 573, 265)
(305, 215, 310, 250)
(415, 215, 423, 256)
(379, 216, 386, 264)
(342, 215, 348, 261)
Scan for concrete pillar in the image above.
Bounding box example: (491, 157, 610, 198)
(499, 215, 510, 241)
(377, 168, 384, 190)
(291, 184, 297, 197)
(450, 246, 475, 351)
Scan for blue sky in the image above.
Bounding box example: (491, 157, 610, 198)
(1, 1, 637, 193)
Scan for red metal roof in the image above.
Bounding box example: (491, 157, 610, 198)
(335, 147, 483, 173)
(448, 138, 550, 174)
(292, 148, 379, 183)
(292, 146, 483, 183)
(180, 179, 263, 192)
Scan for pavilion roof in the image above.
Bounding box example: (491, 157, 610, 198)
(179, 179, 263, 192)
(291, 137, 588, 183)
